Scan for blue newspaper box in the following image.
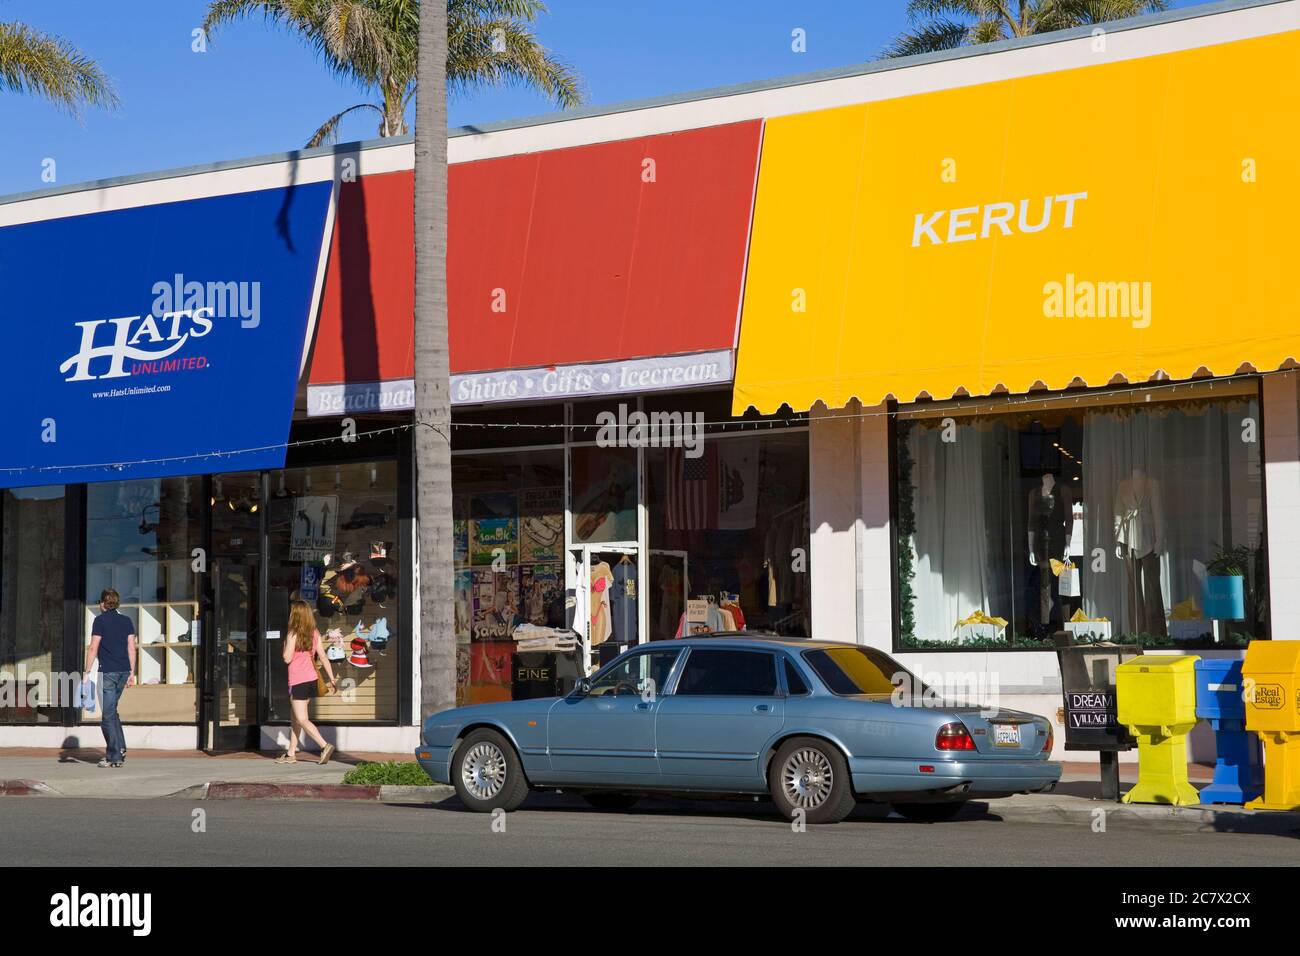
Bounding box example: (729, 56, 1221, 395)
(1195, 658, 1262, 804)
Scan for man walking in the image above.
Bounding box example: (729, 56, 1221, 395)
(85, 588, 136, 768)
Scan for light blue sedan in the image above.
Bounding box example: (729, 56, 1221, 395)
(416, 635, 1060, 824)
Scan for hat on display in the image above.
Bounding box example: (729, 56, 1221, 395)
(369, 618, 390, 651)
(332, 564, 371, 595)
(368, 571, 392, 606)
(349, 637, 372, 668)
(316, 592, 342, 618)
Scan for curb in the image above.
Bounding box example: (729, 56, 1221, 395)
(165, 782, 456, 804)
(0, 779, 58, 796)
(984, 800, 1300, 835)
(380, 784, 456, 804)
(205, 782, 381, 801)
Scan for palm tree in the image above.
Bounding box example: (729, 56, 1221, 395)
(413, 0, 455, 718)
(885, 0, 1168, 57)
(202, 0, 583, 146)
(0, 21, 117, 113)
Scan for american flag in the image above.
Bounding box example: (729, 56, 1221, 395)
(666, 444, 717, 530)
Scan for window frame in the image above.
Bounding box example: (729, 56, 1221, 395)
(889, 378, 1270, 654)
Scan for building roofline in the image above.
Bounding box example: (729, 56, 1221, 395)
(446, 0, 1288, 137)
(0, 0, 1287, 208)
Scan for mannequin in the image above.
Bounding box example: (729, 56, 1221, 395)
(589, 560, 614, 646)
(1114, 467, 1166, 637)
(1027, 472, 1073, 629)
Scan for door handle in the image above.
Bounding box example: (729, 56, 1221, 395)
(753, 704, 771, 713)
(635, 702, 652, 711)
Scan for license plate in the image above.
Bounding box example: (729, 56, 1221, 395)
(993, 723, 1021, 747)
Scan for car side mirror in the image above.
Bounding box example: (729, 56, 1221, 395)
(574, 678, 593, 697)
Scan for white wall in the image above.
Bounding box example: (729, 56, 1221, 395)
(1264, 370, 1300, 639)
(809, 402, 893, 648)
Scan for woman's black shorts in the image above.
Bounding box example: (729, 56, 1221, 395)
(290, 680, 317, 701)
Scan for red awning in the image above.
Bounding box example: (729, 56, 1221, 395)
(306, 120, 762, 414)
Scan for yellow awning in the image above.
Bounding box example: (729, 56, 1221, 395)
(733, 30, 1300, 414)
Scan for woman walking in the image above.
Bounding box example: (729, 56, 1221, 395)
(278, 600, 337, 764)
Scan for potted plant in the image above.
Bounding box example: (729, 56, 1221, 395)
(1204, 543, 1249, 621)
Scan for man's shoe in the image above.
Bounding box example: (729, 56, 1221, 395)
(111, 761, 124, 768)
(97, 758, 112, 768)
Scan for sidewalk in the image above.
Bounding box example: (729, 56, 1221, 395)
(2, 750, 1295, 834)
(0, 747, 407, 798)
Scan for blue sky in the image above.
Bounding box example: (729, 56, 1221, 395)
(1, 0, 1194, 196)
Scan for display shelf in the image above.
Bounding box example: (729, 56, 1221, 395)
(138, 605, 165, 645)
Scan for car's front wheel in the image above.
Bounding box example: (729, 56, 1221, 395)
(890, 801, 965, 822)
(769, 737, 856, 824)
(451, 728, 529, 813)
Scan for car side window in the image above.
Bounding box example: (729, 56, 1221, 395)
(783, 657, 810, 695)
(588, 649, 679, 698)
(675, 649, 778, 697)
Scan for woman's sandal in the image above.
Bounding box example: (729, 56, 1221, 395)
(274, 752, 297, 764)
(318, 744, 335, 766)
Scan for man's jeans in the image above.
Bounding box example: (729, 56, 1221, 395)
(100, 672, 129, 763)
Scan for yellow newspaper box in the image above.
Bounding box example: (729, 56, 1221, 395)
(1243, 641, 1300, 810)
(1116, 655, 1200, 805)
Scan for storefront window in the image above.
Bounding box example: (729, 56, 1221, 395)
(1, 487, 65, 723)
(895, 388, 1267, 650)
(570, 445, 637, 544)
(646, 432, 811, 639)
(452, 449, 574, 704)
(265, 461, 401, 723)
(84, 478, 202, 723)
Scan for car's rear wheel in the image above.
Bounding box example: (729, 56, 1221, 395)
(890, 801, 965, 822)
(581, 792, 641, 811)
(451, 728, 529, 813)
(769, 736, 856, 824)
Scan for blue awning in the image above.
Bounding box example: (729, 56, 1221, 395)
(1, 181, 333, 488)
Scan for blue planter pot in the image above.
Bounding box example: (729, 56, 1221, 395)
(1204, 575, 1245, 620)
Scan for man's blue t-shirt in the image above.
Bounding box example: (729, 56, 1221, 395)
(92, 609, 134, 674)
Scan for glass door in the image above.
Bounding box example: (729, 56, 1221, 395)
(572, 544, 639, 671)
(202, 473, 262, 752)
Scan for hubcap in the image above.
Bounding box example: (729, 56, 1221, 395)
(781, 748, 834, 809)
(461, 741, 507, 800)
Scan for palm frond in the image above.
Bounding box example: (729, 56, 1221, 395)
(968, 17, 1008, 44)
(203, 0, 584, 135)
(886, 0, 1168, 57)
(1049, 0, 1169, 25)
(0, 20, 118, 114)
(903, 0, 999, 21)
(306, 100, 384, 146)
(883, 18, 971, 58)
(447, 14, 582, 108)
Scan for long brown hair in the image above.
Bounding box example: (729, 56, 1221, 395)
(288, 600, 316, 652)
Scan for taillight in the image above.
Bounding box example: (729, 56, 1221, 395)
(1040, 725, 1053, 755)
(935, 722, 977, 751)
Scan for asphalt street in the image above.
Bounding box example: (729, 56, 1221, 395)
(2, 793, 1297, 866)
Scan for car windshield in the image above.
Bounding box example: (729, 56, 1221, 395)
(801, 646, 923, 697)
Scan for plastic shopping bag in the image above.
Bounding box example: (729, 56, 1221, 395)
(79, 662, 99, 713)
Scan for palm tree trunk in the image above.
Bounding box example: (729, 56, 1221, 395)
(382, 79, 408, 137)
(414, 0, 454, 718)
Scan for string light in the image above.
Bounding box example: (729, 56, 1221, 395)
(0, 369, 1276, 478)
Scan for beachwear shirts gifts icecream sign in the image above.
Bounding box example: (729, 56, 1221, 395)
(0, 182, 334, 488)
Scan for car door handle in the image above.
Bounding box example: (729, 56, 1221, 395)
(753, 704, 771, 713)
(635, 702, 652, 711)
